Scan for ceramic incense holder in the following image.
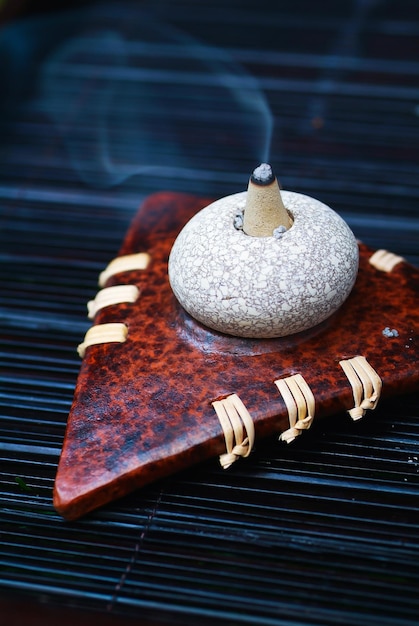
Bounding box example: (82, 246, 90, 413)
(53, 173, 418, 520)
(168, 164, 359, 338)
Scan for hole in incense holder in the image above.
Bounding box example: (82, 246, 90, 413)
(233, 207, 294, 236)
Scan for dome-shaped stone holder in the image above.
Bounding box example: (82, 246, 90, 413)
(168, 164, 359, 338)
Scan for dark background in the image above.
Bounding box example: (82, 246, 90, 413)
(1, 1, 418, 625)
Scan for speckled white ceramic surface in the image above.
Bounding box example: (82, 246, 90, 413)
(168, 191, 359, 338)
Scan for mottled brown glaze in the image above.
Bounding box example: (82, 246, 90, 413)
(54, 192, 419, 520)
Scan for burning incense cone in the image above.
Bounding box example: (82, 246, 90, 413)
(243, 163, 292, 237)
(168, 165, 359, 338)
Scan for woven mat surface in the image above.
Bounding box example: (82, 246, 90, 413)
(1, 1, 419, 624)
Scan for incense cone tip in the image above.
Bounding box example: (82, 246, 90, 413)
(250, 163, 275, 186)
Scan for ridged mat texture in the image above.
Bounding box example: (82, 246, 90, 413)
(1, 1, 419, 625)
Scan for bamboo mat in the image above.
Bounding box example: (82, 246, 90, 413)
(1, 1, 419, 624)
